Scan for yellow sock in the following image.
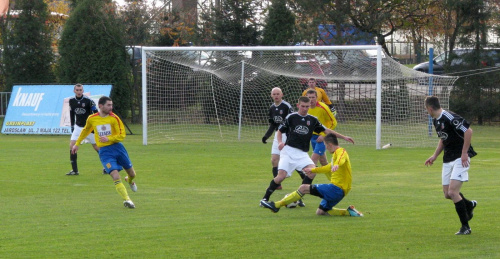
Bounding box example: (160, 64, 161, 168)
(276, 190, 303, 208)
(327, 208, 349, 216)
(126, 175, 135, 183)
(114, 180, 130, 200)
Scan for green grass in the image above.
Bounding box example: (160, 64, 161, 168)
(0, 125, 499, 258)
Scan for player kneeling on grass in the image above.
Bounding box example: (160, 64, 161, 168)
(261, 133, 362, 216)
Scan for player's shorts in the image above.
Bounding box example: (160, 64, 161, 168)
(278, 145, 314, 177)
(312, 184, 345, 211)
(442, 157, 470, 185)
(310, 135, 325, 155)
(271, 133, 287, 155)
(99, 142, 133, 174)
(70, 125, 96, 144)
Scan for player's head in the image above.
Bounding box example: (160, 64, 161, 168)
(98, 96, 113, 114)
(306, 89, 317, 107)
(270, 87, 283, 103)
(324, 133, 339, 152)
(297, 96, 311, 115)
(74, 84, 84, 97)
(424, 96, 441, 117)
(308, 78, 316, 88)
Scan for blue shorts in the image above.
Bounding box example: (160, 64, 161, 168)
(99, 142, 133, 174)
(314, 184, 345, 211)
(310, 135, 325, 155)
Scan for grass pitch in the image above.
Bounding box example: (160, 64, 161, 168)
(0, 125, 499, 258)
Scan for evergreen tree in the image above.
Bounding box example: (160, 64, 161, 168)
(57, 0, 130, 116)
(2, 0, 54, 91)
(262, 0, 295, 46)
(213, 0, 260, 46)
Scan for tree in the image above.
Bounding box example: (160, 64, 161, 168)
(212, 0, 260, 46)
(261, 0, 295, 46)
(2, 0, 55, 91)
(57, 0, 130, 116)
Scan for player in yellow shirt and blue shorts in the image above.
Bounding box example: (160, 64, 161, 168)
(305, 89, 337, 167)
(261, 133, 363, 216)
(71, 96, 138, 209)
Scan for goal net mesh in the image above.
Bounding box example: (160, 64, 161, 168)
(143, 47, 457, 147)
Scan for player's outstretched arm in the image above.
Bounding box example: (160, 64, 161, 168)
(325, 129, 354, 144)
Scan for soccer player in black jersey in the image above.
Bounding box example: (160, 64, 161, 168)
(260, 96, 354, 206)
(262, 88, 294, 190)
(424, 96, 477, 235)
(67, 84, 100, 175)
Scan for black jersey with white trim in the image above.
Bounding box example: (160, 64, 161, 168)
(69, 95, 97, 127)
(268, 100, 294, 131)
(433, 110, 476, 163)
(278, 112, 326, 152)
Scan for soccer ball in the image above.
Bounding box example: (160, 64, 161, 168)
(285, 194, 298, 209)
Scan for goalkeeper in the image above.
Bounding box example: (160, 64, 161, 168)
(261, 133, 363, 217)
(302, 78, 337, 116)
(261, 87, 295, 190)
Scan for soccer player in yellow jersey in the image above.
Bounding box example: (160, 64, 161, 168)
(306, 89, 337, 168)
(261, 133, 363, 216)
(302, 78, 337, 116)
(71, 96, 138, 209)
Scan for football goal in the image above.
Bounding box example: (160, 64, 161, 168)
(141, 45, 458, 148)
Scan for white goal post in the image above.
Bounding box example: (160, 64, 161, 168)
(141, 45, 457, 148)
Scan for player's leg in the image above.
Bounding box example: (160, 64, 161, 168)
(262, 169, 289, 203)
(448, 158, 471, 234)
(110, 169, 135, 209)
(67, 127, 81, 175)
(116, 143, 137, 192)
(271, 134, 285, 189)
(271, 154, 281, 190)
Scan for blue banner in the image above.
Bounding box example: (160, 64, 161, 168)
(1, 85, 112, 135)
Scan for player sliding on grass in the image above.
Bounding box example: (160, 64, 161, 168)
(260, 96, 354, 208)
(71, 96, 138, 209)
(261, 133, 363, 217)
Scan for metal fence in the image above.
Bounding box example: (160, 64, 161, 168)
(0, 92, 10, 117)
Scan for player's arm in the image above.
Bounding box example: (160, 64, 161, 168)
(322, 128, 354, 144)
(461, 128, 473, 166)
(319, 88, 332, 106)
(262, 110, 275, 143)
(311, 163, 332, 174)
(105, 115, 126, 144)
(69, 103, 75, 132)
(425, 139, 444, 166)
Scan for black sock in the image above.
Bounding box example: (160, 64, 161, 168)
(296, 170, 306, 180)
(459, 192, 472, 211)
(70, 150, 78, 172)
(263, 179, 280, 200)
(302, 176, 313, 185)
(454, 199, 469, 228)
(272, 167, 278, 178)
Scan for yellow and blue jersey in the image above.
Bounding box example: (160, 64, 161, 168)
(307, 102, 337, 135)
(75, 112, 126, 147)
(311, 147, 352, 195)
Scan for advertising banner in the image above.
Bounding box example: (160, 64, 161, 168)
(1, 84, 112, 135)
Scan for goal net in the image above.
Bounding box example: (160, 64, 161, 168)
(142, 46, 457, 148)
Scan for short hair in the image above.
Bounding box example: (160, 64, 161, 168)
(425, 96, 441, 110)
(306, 89, 317, 96)
(74, 83, 83, 89)
(298, 96, 310, 103)
(308, 78, 316, 81)
(323, 133, 338, 146)
(98, 96, 112, 106)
